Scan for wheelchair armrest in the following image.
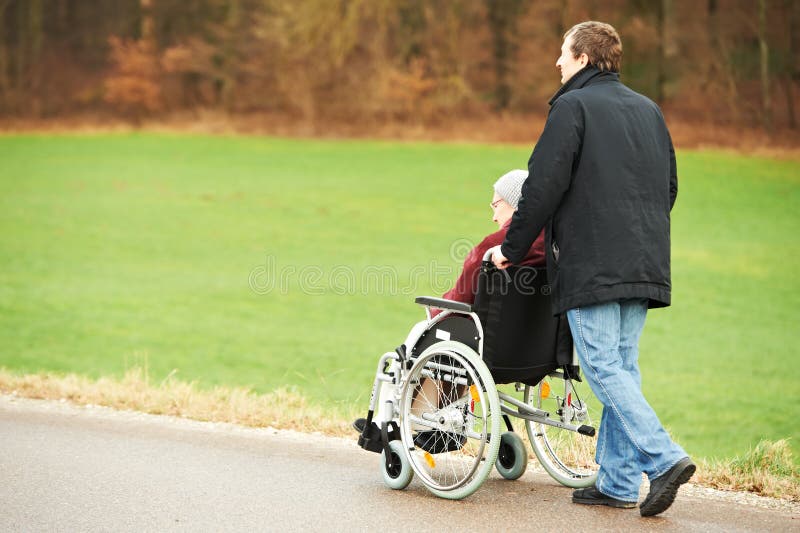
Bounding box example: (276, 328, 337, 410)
(414, 296, 472, 314)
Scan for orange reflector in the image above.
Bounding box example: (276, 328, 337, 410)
(540, 381, 551, 399)
(470, 384, 480, 403)
(424, 451, 436, 468)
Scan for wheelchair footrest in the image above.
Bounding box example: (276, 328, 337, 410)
(358, 420, 400, 453)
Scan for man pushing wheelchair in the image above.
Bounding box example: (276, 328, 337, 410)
(356, 20, 693, 517)
(489, 21, 694, 517)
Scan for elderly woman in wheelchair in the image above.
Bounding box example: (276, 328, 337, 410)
(354, 170, 600, 500)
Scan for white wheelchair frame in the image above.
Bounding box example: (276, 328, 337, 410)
(358, 251, 599, 500)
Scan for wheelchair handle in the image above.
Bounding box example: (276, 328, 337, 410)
(482, 249, 512, 283)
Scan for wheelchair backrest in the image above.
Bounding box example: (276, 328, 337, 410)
(472, 264, 573, 385)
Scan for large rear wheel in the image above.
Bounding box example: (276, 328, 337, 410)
(524, 370, 599, 487)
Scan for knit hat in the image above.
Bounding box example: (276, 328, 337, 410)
(493, 169, 528, 209)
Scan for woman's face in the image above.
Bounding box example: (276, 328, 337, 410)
(491, 193, 515, 228)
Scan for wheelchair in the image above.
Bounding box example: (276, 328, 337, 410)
(357, 251, 600, 500)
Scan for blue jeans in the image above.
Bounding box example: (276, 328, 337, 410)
(567, 299, 687, 502)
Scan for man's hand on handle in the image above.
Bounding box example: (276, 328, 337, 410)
(487, 245, 511, 270)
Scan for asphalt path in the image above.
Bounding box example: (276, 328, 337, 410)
(0, 396, 796, 532)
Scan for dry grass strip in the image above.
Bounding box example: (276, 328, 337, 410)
(695, 440, 800, 502)
(0, 367, 357, 437)
(1, 367, 797, 501)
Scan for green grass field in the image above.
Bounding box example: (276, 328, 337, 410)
(0, 133, 797, 462)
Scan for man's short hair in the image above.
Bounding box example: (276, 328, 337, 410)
(565, 21, 622, 73)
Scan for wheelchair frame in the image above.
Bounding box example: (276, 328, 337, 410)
(358, 252, 599, 500)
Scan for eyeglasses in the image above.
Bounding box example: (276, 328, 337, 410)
(490, 199, 504, 209)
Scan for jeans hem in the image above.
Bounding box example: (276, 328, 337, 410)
(651, 454, 690, 480)
(596, 477, 639, 503)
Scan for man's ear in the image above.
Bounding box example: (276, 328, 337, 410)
(580, 53, 589, 67)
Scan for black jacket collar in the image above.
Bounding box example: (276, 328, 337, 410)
(548, 66, 620, 106)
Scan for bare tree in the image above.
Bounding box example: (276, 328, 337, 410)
(655, 0, 673, 104)
(785, 0, 798, 128)
(0, 0, 9, 99)
(221, 0, 239, 111)
(28, 0, 43, 114)
(558, 0, 569, 37)
(485, 0, 526, 111)
(140, 0, 155, 42)
(759, 0, 772, 130)
(707, 0, 741, 123)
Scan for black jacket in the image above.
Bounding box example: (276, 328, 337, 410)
(501, 66, 678, 315)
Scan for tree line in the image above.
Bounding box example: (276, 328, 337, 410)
(0, 0, 797, 130)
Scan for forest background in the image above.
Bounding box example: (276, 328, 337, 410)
(1, 0, 799, 149)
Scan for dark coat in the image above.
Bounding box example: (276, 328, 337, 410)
(500, 66, 678, 315)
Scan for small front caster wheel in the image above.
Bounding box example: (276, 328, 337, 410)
(382, 440, 413, 490)
(495, 431, 528, 480)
